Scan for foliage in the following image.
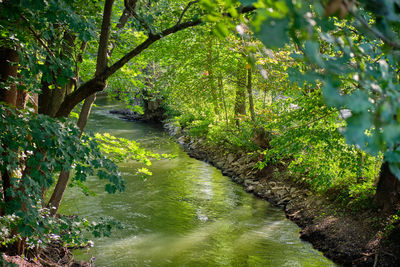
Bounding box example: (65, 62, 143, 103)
(2, 0, 400, 260)
(244, 0, 400, 179)
(140, 3, 383, 208)
(1, 0, 206, 259)
(0, 0, 99, 94)
(0, 105, 126, 251)
(259, 91, 380, 207)
(93, 132, 173, 177)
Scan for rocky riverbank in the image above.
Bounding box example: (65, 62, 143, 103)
(109, 108, 399, 266)
(163, 121, 400, 267)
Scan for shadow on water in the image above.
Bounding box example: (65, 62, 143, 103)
(60, 97, 337, 267)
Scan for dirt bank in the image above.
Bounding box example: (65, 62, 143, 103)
(164, 122, 400, 267)
(2, 241, 93, 267)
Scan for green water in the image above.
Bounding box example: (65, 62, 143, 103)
(60, 97, 336, 267)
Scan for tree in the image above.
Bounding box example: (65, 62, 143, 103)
(195, 0, 400, 210)
(1, 0, 257, 258)
(246, 0, 400, 211)
(234, 58, 247, 123)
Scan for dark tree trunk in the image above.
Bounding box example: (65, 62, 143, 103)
(0, 47, 19, 106)
(39, 32, 76, 116)
(234, 59, 246, 125)
(206, 35, 219, 115)
(218, 75, 229, 127)
(374, 162, 400, 212)
(38, 81, 52, 115)
(247, 67, 255, 122)
(48, 0, 115, 215)
(0, 47, 19, 216)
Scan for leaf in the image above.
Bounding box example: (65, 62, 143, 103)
(382, 124, 400, 147)
(345, 91, 371, 113)
(254, 18, 290, 49)
(384, 151, 400, 163)
(240, 0, 258, 5)
(322, 80, 343, 107)
(287, 68, 321, 86)
(305, 40, 325, 67)
(213, 22, 230, 38)
(342, 112, 373, 149)
(389, 163, 400, 181)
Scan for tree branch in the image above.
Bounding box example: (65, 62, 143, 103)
(177, 0, 199, 25)
(117, 0, 138, 28)
(118, 0, 153, 35)
(55, 19, 201, 118)
(20, 15, 56, 58)
(349, 10, 400, 50)
(55, 4, 257, 118)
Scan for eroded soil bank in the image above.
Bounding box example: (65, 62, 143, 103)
(163, 122, 400, 267)
(2, 241, 92, 267)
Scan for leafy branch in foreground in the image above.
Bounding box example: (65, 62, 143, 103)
(93, 132, 174, 178)
(0, 105, 166, 258)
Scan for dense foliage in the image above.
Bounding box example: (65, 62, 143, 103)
(0, 105, 126, 254)
(1, 0, 400, 263)
(135, 30, 380, 209)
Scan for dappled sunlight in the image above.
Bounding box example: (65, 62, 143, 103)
(65, 99, 336, 266)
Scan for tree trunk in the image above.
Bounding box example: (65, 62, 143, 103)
(234, 59, 247, 126)
(47, 170, 70, 215)
(206, 35, 219, 115)
(247, 67, 255, 122)
(39, 32, 76, 116)
(0, 173, 2, 216)
(47, 94, 97, 216)
(218, 75, 229, 127)
(0, 47, 19, 216)
(47, 0, 114, 215)
(38, 80, 52, 115)
(0, 47, 19, 106)
(374, 162, 400, 212)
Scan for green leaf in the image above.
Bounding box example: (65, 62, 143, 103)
(389, 163, 400, 181)
(322, 80, 343, 108)
(254, 18, 290, 49)
(346, 91, 371, 113)
(342, 112, 373, 149)
(240, 0, 258, 5)
(382, 124, 400, 147)
(213, 22, 230, 38)
(305, 40, 325, 67)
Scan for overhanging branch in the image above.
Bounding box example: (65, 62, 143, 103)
(55, 4, 257, 118)
(177, 0, 199, 25)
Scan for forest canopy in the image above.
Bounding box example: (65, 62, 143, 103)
(1, 0, 400, 264)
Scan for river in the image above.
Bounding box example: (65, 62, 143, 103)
(60, 97, 336, 266)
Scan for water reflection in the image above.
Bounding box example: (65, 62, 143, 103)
(60, 97, 336, 266)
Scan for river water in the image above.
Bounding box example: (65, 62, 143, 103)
(60, 97, 336, 266)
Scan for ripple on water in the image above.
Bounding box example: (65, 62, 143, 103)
(61, 98, 337, 267)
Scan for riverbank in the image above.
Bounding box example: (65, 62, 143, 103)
(110, 108, 399, 266)
(2, 241, 92, 267)
(162, 121, 400, 267)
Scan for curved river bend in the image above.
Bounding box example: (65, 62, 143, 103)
(60, 98, 336, 267)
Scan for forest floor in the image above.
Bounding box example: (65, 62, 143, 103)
(162, 121, 400, 267)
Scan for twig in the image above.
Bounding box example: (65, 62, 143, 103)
(177, 0, 199, 25)
(373, 251, 379, 267)
(132, 12, 153, 35)
(19, 15, 56, 58)
(56, 4, 257, 117)
(286, 110, 336, 131)
(349, 10, 400, 50)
